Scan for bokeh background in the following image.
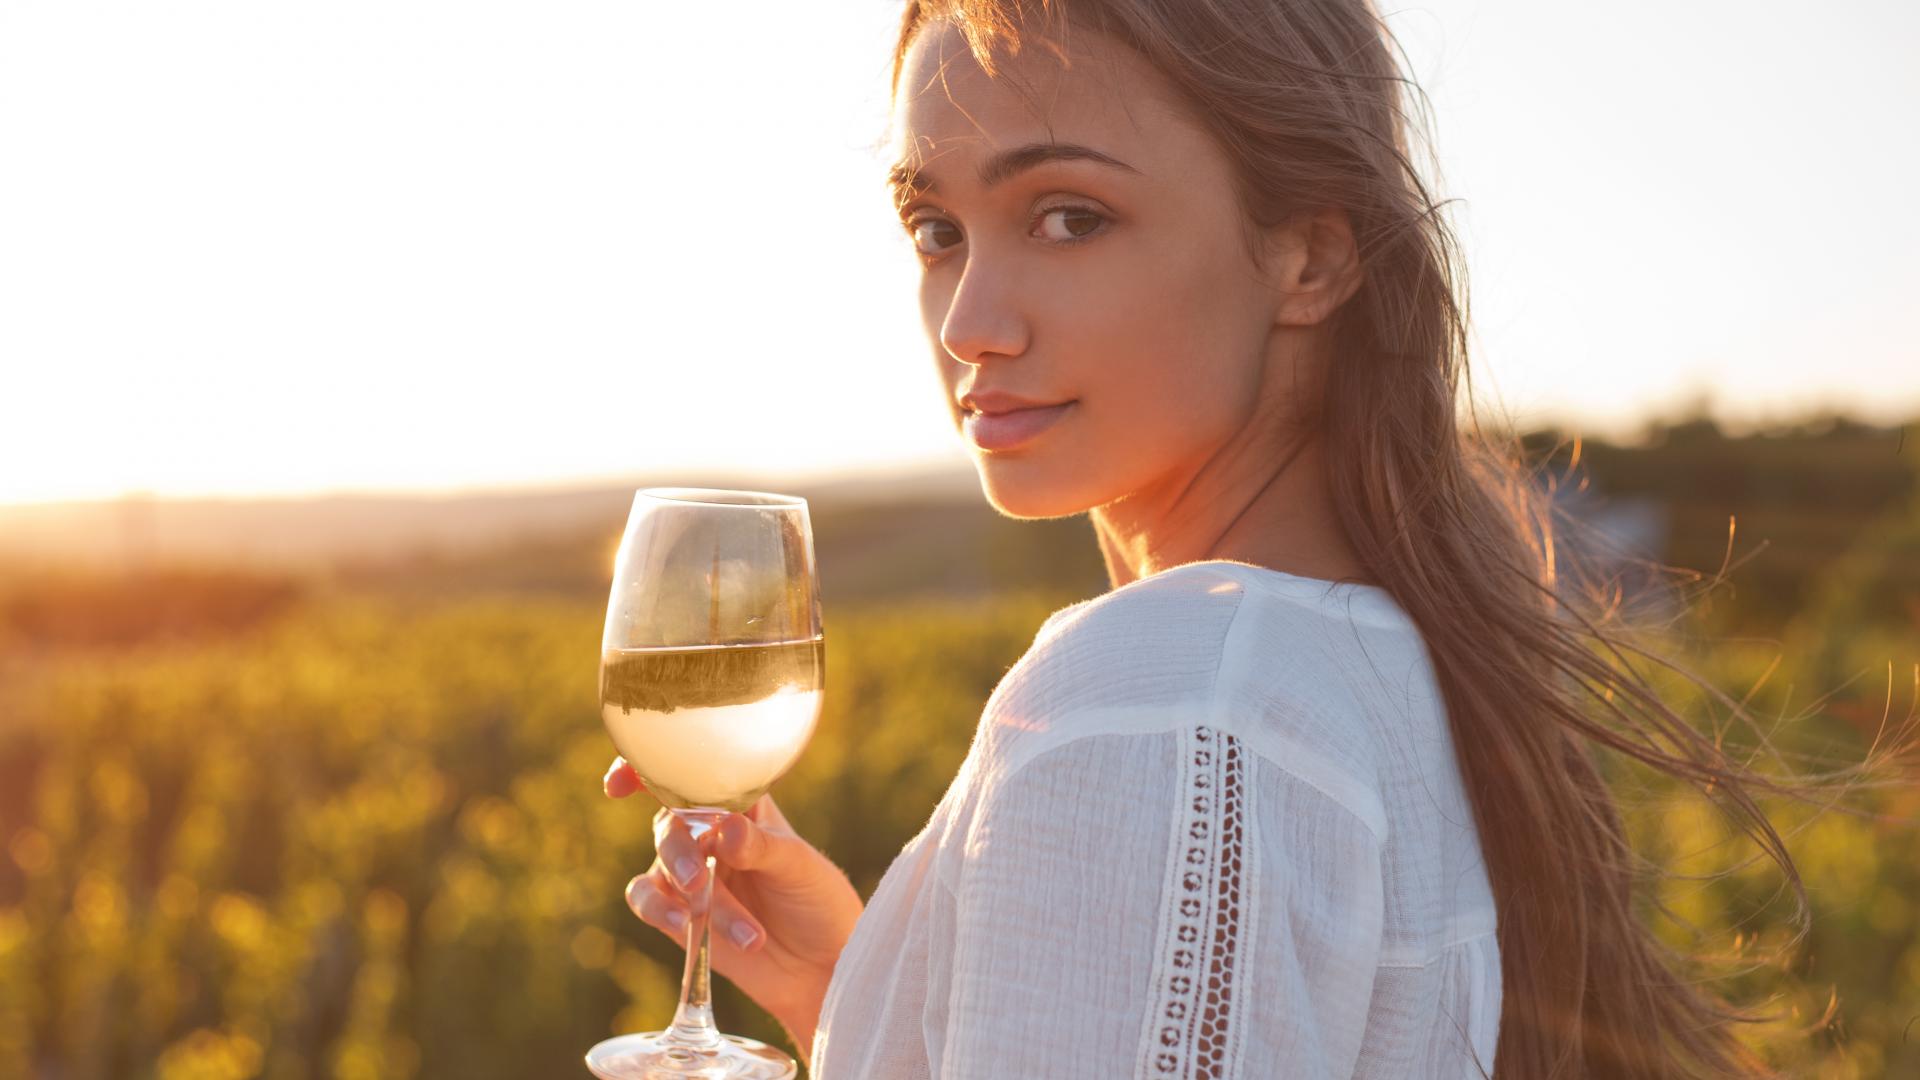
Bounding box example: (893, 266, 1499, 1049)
(2, 1, 1918, 1077)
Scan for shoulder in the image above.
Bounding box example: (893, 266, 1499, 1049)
(1044, 562, 1253, 666)
(988, 562, 1250, 733)
(978, 563, 1420, 807)
(1028, 559, 1419, 674)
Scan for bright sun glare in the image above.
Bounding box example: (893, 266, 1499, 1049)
(2, 0, 1915, 506)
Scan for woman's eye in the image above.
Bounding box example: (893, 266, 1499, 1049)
(1034, 205, 1106, 243)
(903, 204, 1107, 259)
(907, 217, 963, 257)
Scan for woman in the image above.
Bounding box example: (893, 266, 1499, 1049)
(607, 1, 1828, 1075)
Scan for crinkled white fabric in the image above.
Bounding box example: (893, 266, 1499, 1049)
(811, 561, 1501, 1079)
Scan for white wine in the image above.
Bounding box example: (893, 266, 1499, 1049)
(588, 488, 818, 1079)
(600, 639, 824, 812)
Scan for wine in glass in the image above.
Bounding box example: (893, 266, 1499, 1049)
(586, 487, 824, 1080)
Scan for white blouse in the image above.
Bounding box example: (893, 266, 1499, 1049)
(810, 560, 1502, 1079)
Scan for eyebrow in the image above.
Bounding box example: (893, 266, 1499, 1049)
(887, 142, 1140, 202)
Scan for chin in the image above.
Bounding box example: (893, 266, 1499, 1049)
(972, 455, 1102, 520)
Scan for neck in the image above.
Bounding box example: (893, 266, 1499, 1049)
(1089, 425, 1369, 591)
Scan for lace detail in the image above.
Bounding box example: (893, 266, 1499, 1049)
(1140, 725, 1249, 1079)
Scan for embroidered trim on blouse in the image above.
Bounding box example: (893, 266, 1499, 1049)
(1141, 724, 1248, 1079)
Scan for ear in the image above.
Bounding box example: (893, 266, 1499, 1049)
(1263, 207, 1364, 327)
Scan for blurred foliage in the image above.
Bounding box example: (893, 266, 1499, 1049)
(322, 498, 1111, 609)
(0, 569, 304, 652)
(1, 412, 1917, 1077)
(0, 585, 1074, 1078)
(1524, 412, 1915, 628)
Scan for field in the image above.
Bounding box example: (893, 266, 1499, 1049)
(2, 414, 1917, 1078)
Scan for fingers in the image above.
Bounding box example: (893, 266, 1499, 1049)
(625, 870, 766, 953)
(712, 882, 767, 951)
(744, 792, 793, 833)
(653, 811, 710, 893)
(646, 806, 811, 944)
(713, 809, 807, 875)
(626, 871, 690, 939)
(603, 757, 645, 799)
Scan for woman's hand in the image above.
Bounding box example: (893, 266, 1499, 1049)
(603, 756, 862, 1059)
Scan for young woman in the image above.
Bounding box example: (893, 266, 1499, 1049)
(605, 1, 1846, 1075)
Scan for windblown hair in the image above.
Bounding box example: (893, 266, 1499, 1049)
(888, 1, 1915, 1075)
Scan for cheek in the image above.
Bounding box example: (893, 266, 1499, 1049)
(916, 216, 1270, 515)
(1062, 253, 1265, 460)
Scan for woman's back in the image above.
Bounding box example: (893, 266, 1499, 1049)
(812, 561, 1501, 1078)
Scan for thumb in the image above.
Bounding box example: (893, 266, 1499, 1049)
(714, 812, 811, 875)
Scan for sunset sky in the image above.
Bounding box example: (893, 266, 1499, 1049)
(2, 0, 1915, 505)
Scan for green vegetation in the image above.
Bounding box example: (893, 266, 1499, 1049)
(1, 414, 1916, 1077)
(0, 587, 1075, 1078)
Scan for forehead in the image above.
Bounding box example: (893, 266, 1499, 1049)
(890, 20, 1192, 183)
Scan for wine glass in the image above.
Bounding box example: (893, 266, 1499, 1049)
(586, 487, 824, 1080)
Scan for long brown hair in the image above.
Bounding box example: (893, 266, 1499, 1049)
(886, 1, 1917, 1075)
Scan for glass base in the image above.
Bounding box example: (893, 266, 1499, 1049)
(584, 1032, 797, 1080)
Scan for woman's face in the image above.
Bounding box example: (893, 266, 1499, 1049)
(889, 21, 1306, 519)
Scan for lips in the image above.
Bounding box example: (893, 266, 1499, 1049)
(961, 400, 1073, 452)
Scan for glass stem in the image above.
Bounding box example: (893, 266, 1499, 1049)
(663, 809, 727, 1050)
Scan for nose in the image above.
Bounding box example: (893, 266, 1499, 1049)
(938, 256, 1029, 367)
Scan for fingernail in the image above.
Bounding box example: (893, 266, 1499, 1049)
(666, 908, 688, 932)
(728, 921, 758, 949)
(673, 856, 701, 888)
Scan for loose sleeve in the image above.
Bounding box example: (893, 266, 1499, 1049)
(936, 724, 1388, 1080)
